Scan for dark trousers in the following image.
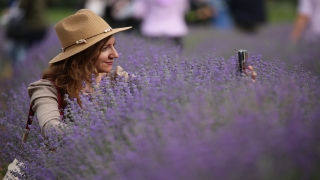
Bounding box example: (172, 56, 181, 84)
(145, 36, 184, 50)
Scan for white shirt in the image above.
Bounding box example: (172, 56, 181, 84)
(298, 0, 320, 40)
(84, 0, 107, 17)
(133, 0, 189, 37)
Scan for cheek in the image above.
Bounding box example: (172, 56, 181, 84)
(97, 52, 109, 61)
(95, 59, 113, 73)
(94, 51, 113, 72)
(95, 55, 106, 67)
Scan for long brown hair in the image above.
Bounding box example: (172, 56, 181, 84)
(42, 36, 111, 105)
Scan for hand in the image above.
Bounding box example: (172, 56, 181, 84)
(244, 65, 257, 82)
(107, 65, 129, 82)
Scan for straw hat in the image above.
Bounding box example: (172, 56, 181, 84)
(49, 9, 131, 64)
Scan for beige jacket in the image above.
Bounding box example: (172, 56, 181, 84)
(28, 79, 64, 136)
(27, 66, 129, 136)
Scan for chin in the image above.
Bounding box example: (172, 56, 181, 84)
(98, 68, 112, 73)
(106, 68, 112, 73)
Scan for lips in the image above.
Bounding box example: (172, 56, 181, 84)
(105, 62, 113, 65)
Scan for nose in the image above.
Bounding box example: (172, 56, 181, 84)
(111, 47, 119, 59)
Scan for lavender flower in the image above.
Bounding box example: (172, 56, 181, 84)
(0, 25, 320, 180)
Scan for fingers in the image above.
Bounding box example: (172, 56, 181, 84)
(245, 65, 257, 82)
(247, 66, 254, 71)
(107, 66, 129, 82)
(115, 65, 129, 82)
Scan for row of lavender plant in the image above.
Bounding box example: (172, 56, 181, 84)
(187, 24, 320, 77)
(1, 24, 320, 103)
(1, 34, 319, 179)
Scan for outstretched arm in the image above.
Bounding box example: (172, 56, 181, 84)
(291, 13, 310, 43)
(290, 0, 311, 43)
(28, 79, 66, 136)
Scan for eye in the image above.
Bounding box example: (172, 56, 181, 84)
(102, 45, 111, 51)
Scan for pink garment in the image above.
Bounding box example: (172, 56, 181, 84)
(298, 0, 320, 41)
(133, 0, 189, 37)
(156, 0, 173, 6)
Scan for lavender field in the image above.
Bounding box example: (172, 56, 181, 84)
(0, 23, 320, 179)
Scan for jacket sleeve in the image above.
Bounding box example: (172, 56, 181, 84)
(107, 65, 129, 82)
(28, 79, 66, 136)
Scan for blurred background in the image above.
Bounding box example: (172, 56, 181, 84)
(1, 0, 319, 95)
(0, 0, 303, 81)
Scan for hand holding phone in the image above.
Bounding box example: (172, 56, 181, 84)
(237, 49, 257, 81)
(238, 49, 248, 76)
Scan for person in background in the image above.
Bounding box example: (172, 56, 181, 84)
(0, 0, 20, 26)
(84, 0, 107, 17)
(207, 0, 234, 29)
(290, 0, 320, 44)
(226, 0, 267, 33)
(124, 0, 190, 49)
(103, 0, 141, 34)
(185, 0, 233, 30)
(186, 0, 214, 25)
(0, 0, 20, 79)
(4, 0, 48, 66)
(113, 0, 190, 48)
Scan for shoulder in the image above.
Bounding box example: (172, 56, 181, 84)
(28, 79, 58, 103)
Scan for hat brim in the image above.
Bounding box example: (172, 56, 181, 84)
(49, 26, 132, 64)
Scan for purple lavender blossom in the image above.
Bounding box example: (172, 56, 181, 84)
(0, 25, 320, 180)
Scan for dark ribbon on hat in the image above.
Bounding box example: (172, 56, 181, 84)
(61, 27, 113, 52)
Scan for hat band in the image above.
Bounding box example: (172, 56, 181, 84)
(61, 27, 113, 52)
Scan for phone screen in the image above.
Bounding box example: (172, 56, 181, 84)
(238, 49, 248, 76)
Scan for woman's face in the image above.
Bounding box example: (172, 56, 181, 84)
(95, 35, 119, 73)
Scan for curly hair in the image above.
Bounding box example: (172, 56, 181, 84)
(41, 36, 111, 105)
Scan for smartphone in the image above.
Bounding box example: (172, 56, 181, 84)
(238, 49, 248, 76)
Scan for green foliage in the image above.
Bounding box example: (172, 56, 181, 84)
(270, 0, 298, 6)
(0, 1, 6, 9)
(267, 1, 297, 23)
(48, 0, 85, 8)
(46, 8, 76, 23)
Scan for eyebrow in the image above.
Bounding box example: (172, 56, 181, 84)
(105, 40, 116, 46)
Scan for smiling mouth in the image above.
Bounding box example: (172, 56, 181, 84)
(105, 62, 113, 65)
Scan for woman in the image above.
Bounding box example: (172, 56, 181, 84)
(26, 9, 131, 137)
(5, 0, 48, 65)
(4, 8, 131, 180)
